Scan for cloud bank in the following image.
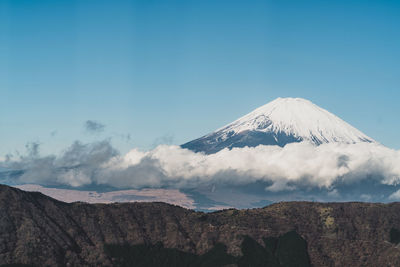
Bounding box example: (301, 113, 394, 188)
(1, 141, 400, 195)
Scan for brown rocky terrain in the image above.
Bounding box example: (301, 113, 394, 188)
(1, 184, 400, 266)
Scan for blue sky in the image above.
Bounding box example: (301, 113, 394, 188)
(1, 0, 400, 157)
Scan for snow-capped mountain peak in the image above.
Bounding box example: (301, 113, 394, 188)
(218, 97, 374, 144)
(182, 97, 375, 154)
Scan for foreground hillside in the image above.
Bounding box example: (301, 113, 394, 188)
(1, 185, 400, 266)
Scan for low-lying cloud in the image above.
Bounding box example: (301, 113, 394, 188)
(1, 141, 400, 194)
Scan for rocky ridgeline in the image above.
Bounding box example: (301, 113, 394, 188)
(1, 184, 400, 266)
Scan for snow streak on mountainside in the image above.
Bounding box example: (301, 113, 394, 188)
(182, 97, 375, 154)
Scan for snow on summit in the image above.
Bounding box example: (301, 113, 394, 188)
(182, 97, 375, 154)
(220, 97, 374, 144)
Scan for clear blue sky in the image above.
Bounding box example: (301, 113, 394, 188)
(1, 0, 400, 157)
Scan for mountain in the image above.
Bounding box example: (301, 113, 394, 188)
(2, 184, 400, 266)
(182, 97, 375, 154)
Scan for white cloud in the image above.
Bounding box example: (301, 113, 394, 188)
(389, 190, 400, 200)
(106, 142, 399, 190)
(3, 141, 400, 194)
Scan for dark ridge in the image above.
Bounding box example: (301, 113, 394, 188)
(104, 233, 310, 267)
(275, 231, 311, 267)
(390, 228, 400, 244)
(104, 242, 236, 267)
(1, 184, 400, 266)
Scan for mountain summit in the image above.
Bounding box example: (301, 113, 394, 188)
(182, 97, 375, 154)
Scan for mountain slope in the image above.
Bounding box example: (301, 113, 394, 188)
(1, 184, 400, 266)
(182, 97, 375, 154)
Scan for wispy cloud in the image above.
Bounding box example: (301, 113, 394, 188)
(152, 134, 175, 148)
(5, 140, 118, 187)
(50, 130, 58, 137)
(85, 120, 105, 134)
(25, 142, 40, 158)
